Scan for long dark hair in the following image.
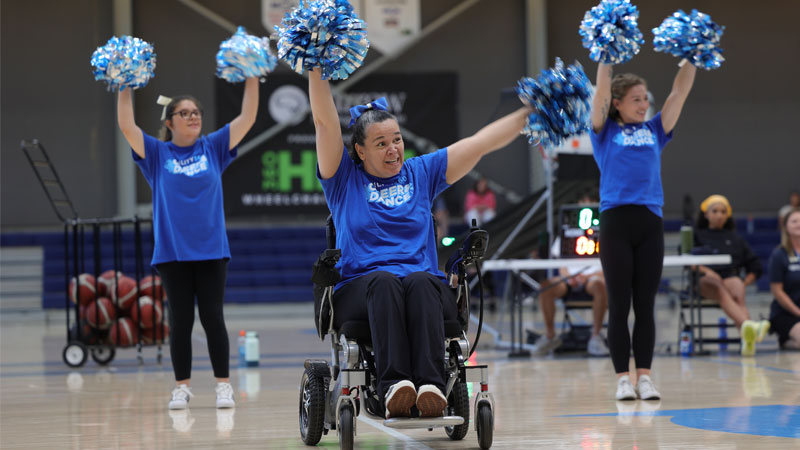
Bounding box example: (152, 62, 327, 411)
(695, 210, 734, 230)
(349, 109, 397, 163)
(158, 95, 203, 141)
(609, 73, 646, 123)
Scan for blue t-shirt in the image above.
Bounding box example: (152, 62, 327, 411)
(318, 148, 450, 288)
(768, 246, 800, 319)
(133, 125, 236, 266)
(590, 113, 673, 217)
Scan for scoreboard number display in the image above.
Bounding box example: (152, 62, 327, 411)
(559, 203, 600, 258)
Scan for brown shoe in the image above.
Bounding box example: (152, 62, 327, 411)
(384, 381, 416, 419)
(416, 385, 447, 417)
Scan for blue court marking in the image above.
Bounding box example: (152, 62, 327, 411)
(563, 404, 800, 439)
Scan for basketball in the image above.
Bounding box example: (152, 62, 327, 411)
(69, 273, 96, 305)
(70, 320, 104, 345)
(142, 322, 169, 345)
(109, 275, 138, 310)
(97, 270, 122, 297)
(85, 297, 116, 329)
(109, 317, 139, 347)
(130, 295, 163, 329)
(139, 275, 165, 301)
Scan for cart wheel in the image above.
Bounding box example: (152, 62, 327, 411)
(63, 342, 87, 368)
(476, 402, 493, 449)
(299, 367, 326, 445)
(445, 381, 469, 440)
(90, 346, 116, 365)
(338, 404, 354, 450)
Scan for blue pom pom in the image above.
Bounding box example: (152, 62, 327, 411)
(653, 9, 725, 70)
(274, 0, 369, 80)
(516, 59, 593, 149)
(579, 0, 644, 64)
(91, 36, 156, 91)
(216, 26, 278, 83)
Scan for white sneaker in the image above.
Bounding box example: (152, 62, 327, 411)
(587, 334, 609, 356)
(532, 335, 562, 355)
(416, 384, 447, 418)
(169, 384, 193, 410)
(636, 375, 661, 400)
(615, 375, 636, 401)
(215, 382, 235, 409)
(384, 380, 416, 418)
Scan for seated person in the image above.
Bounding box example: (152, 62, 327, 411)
(694, 195, 770, 356)
(533, 191, 609, 356)
(464, 177, 496, 226)
(769, 207, 800, 350)
(309, 70, 531, 418)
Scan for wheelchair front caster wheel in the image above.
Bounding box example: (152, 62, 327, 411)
(476, 402, 494, 449)
(299, 367, 326, 445)
(338, 404, 354, 450)
(63, 341, 87, 368)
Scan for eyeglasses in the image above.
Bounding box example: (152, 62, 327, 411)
(171, 109, 203, 119)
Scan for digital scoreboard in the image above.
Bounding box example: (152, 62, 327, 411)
(559, 203, 600, 257)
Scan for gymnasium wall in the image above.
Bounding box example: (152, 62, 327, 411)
(2, 0, 798, 229)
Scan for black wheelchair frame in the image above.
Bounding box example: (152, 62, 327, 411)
(299, 217, 495, 449)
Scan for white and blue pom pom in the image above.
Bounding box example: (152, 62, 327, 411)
(274, 0, 369, 80)
(90, 36, 156, 91)
(653, 9, 725, 70)
(216, 26, 277, 83)
(516, 58, 593, 149)
(579, 0, 644, 64)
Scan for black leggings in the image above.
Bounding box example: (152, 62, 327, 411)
(157, 259, 230, 381)
(600, 205, 664, 374)
(333, 271, 457, 401)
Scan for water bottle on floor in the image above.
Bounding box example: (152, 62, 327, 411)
(245, 331, 260, 367)
(680, 325, 693, 357)
(237, 330, 246, 367)
(718, 317, 728, 351)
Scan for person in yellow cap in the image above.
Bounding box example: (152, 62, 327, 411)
(694, 194, 770, 356)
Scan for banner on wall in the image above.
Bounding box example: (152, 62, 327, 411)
(217, 73, 458, 216)
(364, 0, 420, 54)
(262, 0, 364, 34)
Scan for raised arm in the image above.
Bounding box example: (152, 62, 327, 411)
(117, 88, 145, 159)
(590, 63, 613, 133)
(309, 69, 343, 179)
(445, 106, 531, 184)
(660, 61, 696, 134)
(229, 77, 259, 150)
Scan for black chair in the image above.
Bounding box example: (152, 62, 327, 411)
(299, 216, 495, 449)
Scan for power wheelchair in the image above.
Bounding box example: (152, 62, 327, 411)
(299, 216, 495, 449)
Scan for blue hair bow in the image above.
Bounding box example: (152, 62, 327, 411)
(348, 97, 388, 127)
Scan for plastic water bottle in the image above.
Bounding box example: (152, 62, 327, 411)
(680, 326, 693, 357)
(237, 330, 246, 367)
(245, 331, 260, 367)
(718, 317, 728, 351)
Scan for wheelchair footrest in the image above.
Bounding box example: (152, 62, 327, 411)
(383, 416, 465, 429)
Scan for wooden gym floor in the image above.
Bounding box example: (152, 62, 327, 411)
(1, 298, 798, 449)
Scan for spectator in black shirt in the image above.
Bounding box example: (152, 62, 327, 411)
(694, 195, 769, 356)
(769, 207, 800, 350)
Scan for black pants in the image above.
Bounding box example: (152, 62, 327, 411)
(600, 206, 664, 373)
(157, 259, 230, 381)
(333, 271, 456, 401)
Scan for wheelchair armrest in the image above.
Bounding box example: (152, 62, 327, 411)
(311, 249, 342, 286)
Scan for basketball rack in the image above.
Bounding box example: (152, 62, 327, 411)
(22, 139, 166, 367)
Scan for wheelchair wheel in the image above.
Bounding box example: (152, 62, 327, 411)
(476, 402, 494, 449)
(445, 381, 469, 440)
(299, 367, 326, 445)
(338, 404, 354, 450)
(90, 346, 115, 365)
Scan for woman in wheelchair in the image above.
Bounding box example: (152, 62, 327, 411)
(694, 194, 770, 356)
(309, 68, 531, 419)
